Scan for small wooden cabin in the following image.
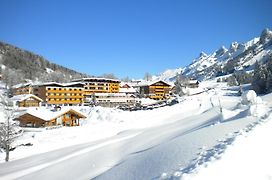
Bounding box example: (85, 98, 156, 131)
(187, 80, 200, 88)
(10, 94, 43, 107)
(16, 108, 86, 128)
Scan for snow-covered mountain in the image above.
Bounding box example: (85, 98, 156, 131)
(154, 28, 272, 82)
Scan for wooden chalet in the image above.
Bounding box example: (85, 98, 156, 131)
(16, 108, 86, 128)
(139, 80, 171, 100)
(12, 82, 33, 96)
(186, 80, 200, 88)
(10, 94, 43, 107)
(119, 82, 137, 95)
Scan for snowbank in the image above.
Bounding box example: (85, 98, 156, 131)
(179, 115, 272, 180)
(241, 90, 268, 118)
(241, 90, 257, 105)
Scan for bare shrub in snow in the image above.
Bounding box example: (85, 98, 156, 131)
(0, 95, 21, 162)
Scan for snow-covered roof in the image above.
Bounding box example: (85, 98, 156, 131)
(72, 77, 121, 83)
(120, 82, 131, 87)
(13, 82, 85, 89)
(10, 94, 43, 102)
(119, 87, 137, 93)
(189, 80, 199, 84)
(137, 80, 171, 87)
(19, 107, 86, 121)
(12, 82, 33, 89)
(94, 92, 133, 97)
(35, 82, 85, 87)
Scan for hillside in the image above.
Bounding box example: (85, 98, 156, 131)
(0, 41, 88, 86)
(155, 28, 272, 82)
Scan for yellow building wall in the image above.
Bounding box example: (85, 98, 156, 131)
(83, 81, 120, 95)
(45, 87, 84, 105)
(148, 84, 170, 100)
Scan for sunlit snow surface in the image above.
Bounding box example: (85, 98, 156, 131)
(0, 80, 271, 180)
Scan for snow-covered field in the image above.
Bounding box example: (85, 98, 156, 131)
(0, 80, 272, 180)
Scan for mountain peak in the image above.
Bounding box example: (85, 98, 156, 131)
(199, 52, 208, 58)
(229, 42, 239, 52)
(260, 28, 272, 44)
(215, 46, 228, 58)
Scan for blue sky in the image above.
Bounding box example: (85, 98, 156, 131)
(1, 0, 271, 79)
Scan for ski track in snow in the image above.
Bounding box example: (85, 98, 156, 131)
(0, 133, 141, 180)
(0, 81, 272, 180)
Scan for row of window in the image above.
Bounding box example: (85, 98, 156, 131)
(46, 93, 83, 96)
(110, 88, 119, 91)
(85, 83, 109, 86)
(47, 98, 83, 101)
(84, 87, 108, 90)
(46, 87, 83, 91)
(15, 89, 31, 93)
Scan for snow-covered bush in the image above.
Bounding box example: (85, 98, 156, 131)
(241, 90, 268, 118)
(241, 90, 257, 105)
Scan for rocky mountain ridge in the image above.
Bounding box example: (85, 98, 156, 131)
(155, 28, 272, 82)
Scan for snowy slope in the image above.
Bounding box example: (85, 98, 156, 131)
(1, 80, 271, 180)
(154, 28, 272, 81)
(169, 93, 272, 180)
(178, 114, 272, 180)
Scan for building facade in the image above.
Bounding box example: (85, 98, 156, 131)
(93, 93, 137, 107)
(73, 78, 121, 105)
(10, 94, 43, 107)
(16, 108, 86, 127)
(139, 80, 171, 100)
(73, 77, 120, 94)
(33, 82, 85, 106)
(12, 83, 33, 96)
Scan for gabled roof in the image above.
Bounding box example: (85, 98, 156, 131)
(188, 80, 199, 84)
(137, 80, 171, 87)
(12, 82, 33, 89)
(18, 107, 86, 122)
(120, 82, 131, 88)
(10, 94, 43, 102)
(119, 87, 137, 93)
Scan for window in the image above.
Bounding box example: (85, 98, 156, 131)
(54, 88, 56, 90)
(48, 88, 51, 90)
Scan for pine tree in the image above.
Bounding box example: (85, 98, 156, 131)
(266, 59, 272, 93)
(252, 62, 265, 94)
